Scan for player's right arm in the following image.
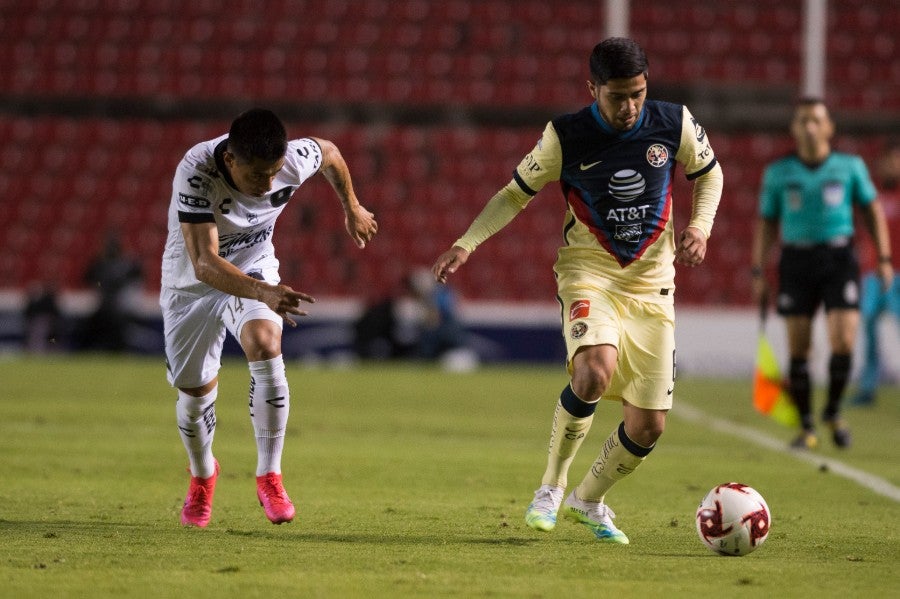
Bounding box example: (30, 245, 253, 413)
(432, 122, 562, 283)
(181, 221, 314, 326)
(751, 164, 782, 308)
(750, 217, 779, 307)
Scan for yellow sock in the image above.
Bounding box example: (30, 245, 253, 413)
(576, 421, 653, 502)
(540, 384, 597, 488)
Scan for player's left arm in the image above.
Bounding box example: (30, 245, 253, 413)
(859, 199, 894, 288)
(851, 156, 893, 287)
(311, 137, 378, 249)
(674, 106, 723, 267)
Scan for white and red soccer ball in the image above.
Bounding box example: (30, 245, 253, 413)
(696, 482, 771, 556)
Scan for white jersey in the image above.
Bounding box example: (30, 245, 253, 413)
(161, 134, 323, 296)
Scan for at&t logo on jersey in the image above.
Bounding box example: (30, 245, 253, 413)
(608, 169, 646, 201)
(603, 168, 653, 243)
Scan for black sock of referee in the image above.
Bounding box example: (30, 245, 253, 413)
(789, 358, 813, 431)
(824, 353, 852, 422)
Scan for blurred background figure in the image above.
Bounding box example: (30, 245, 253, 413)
(353, 293, 416, 360)
(352, 268, 474, 367)
(77, 233, 143, 352)
(407, 267, 470, 363)
(23, 281, 62, 353)
(852, 140, 900, 406)
(352, 268, 478, 371)
(751, 98, 893, 450)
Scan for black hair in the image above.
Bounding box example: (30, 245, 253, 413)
(589, 37, 649, 85)
(227, 108, 287, 162)
(795, 96, 827, 110)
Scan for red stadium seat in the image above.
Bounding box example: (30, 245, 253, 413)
(0, 0, 894, 303)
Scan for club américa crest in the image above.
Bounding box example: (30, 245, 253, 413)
(646, 144, 669, 168)
(570, 322, 588, 339)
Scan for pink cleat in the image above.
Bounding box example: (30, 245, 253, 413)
(256, 472, 295, 524)
(181, 460, 219, 528)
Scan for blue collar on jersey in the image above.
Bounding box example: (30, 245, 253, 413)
(590, 101, 645, 139)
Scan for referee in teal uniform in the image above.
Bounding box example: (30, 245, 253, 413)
(751, 97, 894, 449)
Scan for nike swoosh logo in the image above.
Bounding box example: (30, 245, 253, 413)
(667, 388, 674, 395)
(579, 160, 602, 170)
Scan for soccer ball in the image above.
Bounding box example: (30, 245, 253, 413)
(695, 482, 771, 556)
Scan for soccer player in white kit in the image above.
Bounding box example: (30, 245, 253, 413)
(161, 109, 377, 527)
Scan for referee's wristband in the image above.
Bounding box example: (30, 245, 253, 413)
(751, 266, 763, 277)
(879, 256, 892, 264)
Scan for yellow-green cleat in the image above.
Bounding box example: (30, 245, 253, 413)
(563, 491, 629, 544)
(524, 485, 564, 532)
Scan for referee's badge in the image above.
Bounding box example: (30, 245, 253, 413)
(570, 322, 588, 339)
(823, 182, 844, 207)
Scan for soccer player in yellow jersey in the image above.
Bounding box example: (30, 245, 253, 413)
(432, 38, 722, 544)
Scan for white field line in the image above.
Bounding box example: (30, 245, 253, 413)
(674, 402, 900, 503)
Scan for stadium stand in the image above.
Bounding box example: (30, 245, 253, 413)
(0, 0, 895, 306)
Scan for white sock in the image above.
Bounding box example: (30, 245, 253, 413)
(249, 356, 290, 476)
(176, 387, 218, 478)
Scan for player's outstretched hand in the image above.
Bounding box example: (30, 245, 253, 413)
(432, 246, 470, 284)
(346, 205, 378, 249)
(259, 284, 316, 327)
(675, 226, 707, 267)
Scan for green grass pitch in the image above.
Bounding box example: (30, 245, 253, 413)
(0, 355, 897, 597)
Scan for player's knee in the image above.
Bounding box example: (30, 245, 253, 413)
(248, 341, 281, 361)
(642, 420, 666, 444)
(179, 379, 218, 398)
(625, 419, 665, 447)
(831, 334, 856, 354)
(571, 367, 612, 401)
(241, 327, 282, 361)
(572, 346, 617, 399)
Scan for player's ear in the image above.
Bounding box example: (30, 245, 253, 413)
(824, 116, 835, 140)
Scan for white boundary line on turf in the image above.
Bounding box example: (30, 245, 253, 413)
(673, 403, 900, 503)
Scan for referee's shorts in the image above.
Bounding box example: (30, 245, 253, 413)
(777, 237, 860, 316)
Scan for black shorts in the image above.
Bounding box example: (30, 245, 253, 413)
(777, 244, 860, 316)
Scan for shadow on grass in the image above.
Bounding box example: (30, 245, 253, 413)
(225, 528, 544, 547)
(0, 518, 541, 548)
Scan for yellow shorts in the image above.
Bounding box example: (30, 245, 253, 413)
(560, 287, 676, 410)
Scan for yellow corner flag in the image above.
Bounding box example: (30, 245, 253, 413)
(753, 297, 800, 427)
